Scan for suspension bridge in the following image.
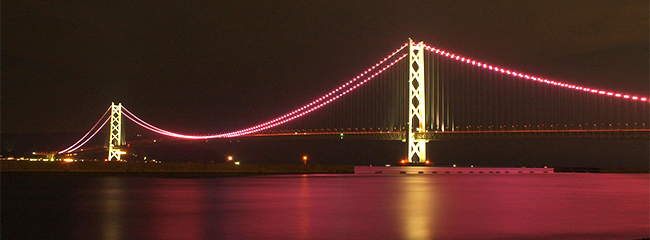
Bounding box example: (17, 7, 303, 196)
(53, 39, 649, 163)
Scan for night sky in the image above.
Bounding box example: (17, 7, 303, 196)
(2, 1, 649, 167)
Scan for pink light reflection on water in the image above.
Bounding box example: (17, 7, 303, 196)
(147, 179, 207, 240)
(209, 173, 648, 239)
(422, 173, 650, 239)
(7, 172, 647, 239)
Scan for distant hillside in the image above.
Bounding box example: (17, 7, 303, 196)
(1, 133, 91, 157)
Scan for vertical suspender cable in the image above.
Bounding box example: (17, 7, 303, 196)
(471, 62, 475, 130)
(490, 68, 494, 130)
(441, 56, 445, 131)
(500, 70, 504, 130)
(433, 53, 437, 130)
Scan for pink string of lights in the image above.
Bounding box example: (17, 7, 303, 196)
(60, 41, 647, 152)
(122, 53, 408, 139)
(59, 44, 409, 151)
(224, 43, 409, 136)
(58, 107, 111, 154)
(422, 43, 648, 102)
(59, 117, 110, 154)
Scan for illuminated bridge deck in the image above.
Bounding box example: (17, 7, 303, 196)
(120, 129, 649, 147)
(244, 129, 649, 140)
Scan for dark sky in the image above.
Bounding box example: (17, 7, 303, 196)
(3, 0, 649, 134)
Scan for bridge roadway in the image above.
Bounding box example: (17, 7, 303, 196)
(66, 129, 648, 154)
(128, 129, 649, 143)
(245, 129, 649, 140)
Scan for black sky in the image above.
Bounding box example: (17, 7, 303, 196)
(3, 0, 649, 135)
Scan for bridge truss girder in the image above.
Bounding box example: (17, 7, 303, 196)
(417, 130, 650, 140)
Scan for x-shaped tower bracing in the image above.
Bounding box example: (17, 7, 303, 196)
(108, 102, 123, 161)
(408, 39, 428, 163)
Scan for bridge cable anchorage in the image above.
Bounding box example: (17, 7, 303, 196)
(58, 107, 111, 154)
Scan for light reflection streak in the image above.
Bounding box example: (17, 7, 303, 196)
(400, 177, 436, 239)
(298, 176, 311, 239)
(151, 180, 206, 240)
(102, 177, 123, 240)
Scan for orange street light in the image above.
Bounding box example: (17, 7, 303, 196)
(302, 155, 308, 165)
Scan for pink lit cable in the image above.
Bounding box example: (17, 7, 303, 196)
(59, 117, 110, 154)
(121, 53, 408, 139)
(221, 54, 408, 137)
(120, 43, 408, 138)
(58, 107, 111, 154)
(422, 43, 648, 102)
(227, 43, 409, 135)
(121, 109, 197, 138)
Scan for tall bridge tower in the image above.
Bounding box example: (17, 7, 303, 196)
(108, 102, 124, 161)
(408, 39, 428, 163)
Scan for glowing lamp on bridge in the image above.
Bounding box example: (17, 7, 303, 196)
(303, 155, 308, 165)
(425, 160, 431, 165)
(227, 156, 233, 161)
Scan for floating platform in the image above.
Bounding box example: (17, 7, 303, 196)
(355, 166, 554, 174)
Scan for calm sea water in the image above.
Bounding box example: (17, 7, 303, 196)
(2, 169, 648, 240)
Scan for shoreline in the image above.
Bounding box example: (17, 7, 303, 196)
(0, 161, 354, 175)
(1, 161, 647, 175)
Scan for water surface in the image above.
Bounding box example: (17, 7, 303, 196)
(2, 170, 648, 239)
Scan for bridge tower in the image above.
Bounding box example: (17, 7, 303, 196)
(408, 39, 427, 163)
(108, 102, 124, 161)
